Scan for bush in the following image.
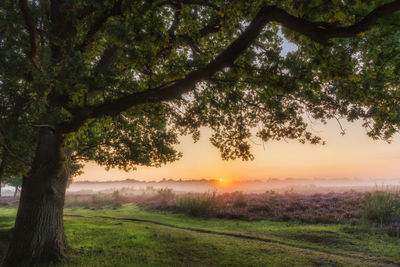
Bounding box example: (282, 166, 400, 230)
(361, 191, 400, 227)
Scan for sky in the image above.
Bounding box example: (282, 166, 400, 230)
(74, 38, 400, 182)
(75, 120, 400, 182)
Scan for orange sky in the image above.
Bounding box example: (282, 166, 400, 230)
(75, 119, 400, 182)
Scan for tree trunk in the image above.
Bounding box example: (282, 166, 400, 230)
(13, 187, 18, 198)
(3, 128, 69, 266)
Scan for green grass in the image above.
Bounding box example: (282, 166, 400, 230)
(1, 204, 400, 266)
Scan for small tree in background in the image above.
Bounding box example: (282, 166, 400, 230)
(4, 176, 22, 197)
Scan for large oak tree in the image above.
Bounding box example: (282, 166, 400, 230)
(1, 0, 399, 265)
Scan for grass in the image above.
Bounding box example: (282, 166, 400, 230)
(1, 204, 400, 266)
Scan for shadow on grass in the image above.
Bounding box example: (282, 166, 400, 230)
(0, 228, 10, 264)
(0, 212, 15, 265)
(276, 230, 350, 246)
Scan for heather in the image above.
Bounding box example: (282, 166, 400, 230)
(0, 197, 19, 208)
(64, 191, 124, 209)
(140, 190, 366, 224)
(140, 189, 400, 237)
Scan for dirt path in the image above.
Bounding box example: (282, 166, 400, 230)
(65, 213, 400, 267)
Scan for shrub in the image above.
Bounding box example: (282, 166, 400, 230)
(361, 191, 400, 227)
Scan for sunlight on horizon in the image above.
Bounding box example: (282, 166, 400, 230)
(75, 118, 400, 182)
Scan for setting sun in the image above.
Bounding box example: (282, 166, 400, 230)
(219, 178, 223, 182)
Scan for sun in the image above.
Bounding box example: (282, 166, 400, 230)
(219, 178, 223, 182)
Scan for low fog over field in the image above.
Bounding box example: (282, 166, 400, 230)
(68, 178, 400, 195)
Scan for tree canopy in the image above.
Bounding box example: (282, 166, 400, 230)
(1, 0, 399, 172)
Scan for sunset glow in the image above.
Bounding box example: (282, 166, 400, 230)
(219, 178, 224, 182)
(76, 120, 400, 182)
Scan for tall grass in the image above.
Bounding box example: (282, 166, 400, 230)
(361, 191, 400, 226)
(173, 192, 220, 216)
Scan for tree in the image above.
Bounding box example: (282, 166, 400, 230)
(1, 0, 399, 265)
(3, 176, 22, 197)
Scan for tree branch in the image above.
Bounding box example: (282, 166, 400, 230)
(269, 1, 400, 44)
(60, 1, 400, 133)
(97, 45, 119, 69)
(1, 144, 31, 166)
(32, 124, 56, 132)
(157, 16, 220, 57)
(60, 5, 271, 133)
(19, 0, 44, 72)
(158, 0, 219, 10)
(83, 45, 120, 102)
(76, 5, 96, 21)
(77, 0, 123, 52)
(167, 7, 181, 37)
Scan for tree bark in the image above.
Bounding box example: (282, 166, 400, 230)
(3, 128, 69, 266)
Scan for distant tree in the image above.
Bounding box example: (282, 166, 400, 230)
(4, 176, 22, 197)
(1, 0, 399, 265)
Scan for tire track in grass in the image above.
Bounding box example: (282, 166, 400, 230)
(64, 214, 399, 267)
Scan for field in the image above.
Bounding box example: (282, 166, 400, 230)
(1, 201, 400, 266)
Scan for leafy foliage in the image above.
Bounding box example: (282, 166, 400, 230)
(0, 0, 399, 172)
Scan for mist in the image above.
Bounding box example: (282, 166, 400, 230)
(67, 177, 400, 195)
